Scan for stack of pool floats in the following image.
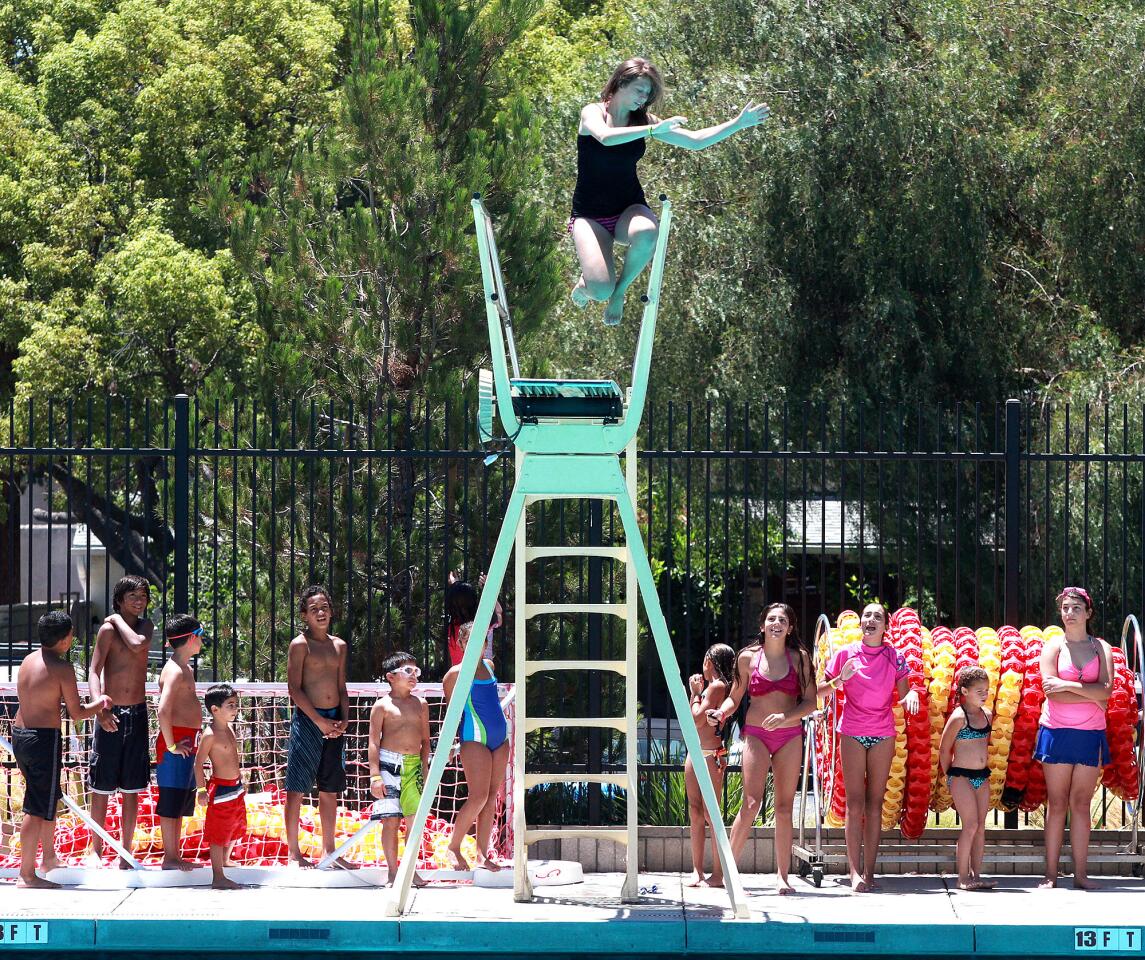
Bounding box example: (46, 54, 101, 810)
(814, 608, 1141, 834)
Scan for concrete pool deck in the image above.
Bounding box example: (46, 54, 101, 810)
(1, 871, 1143, 956)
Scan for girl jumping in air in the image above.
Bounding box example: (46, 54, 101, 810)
(569, 57, 769, 325)
(820, 602, 920, 893)
(939, 665, 996, 891)
(685, 643, 736, 888)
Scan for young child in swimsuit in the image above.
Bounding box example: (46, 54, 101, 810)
(939, 665, 996, 891)
(819, 601, 920, 893)
(284, 584, 351, 868)
(444, 572, 502, 667)
(11, 611, 111, 887)
(685, 643, 734, 888)
(195, 684, 246, 889)
(368, 651, 431, 886)
(709, 603, 817, 893)
(443, 622, 509, 871)
(87, 575, 153, 867)
(155, 614, 205, 871)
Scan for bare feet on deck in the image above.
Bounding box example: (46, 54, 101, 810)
(329, 856, 359, 870)
(603, 289, 626, 326)
(475, 852, 502, 873)
(776, 876, 796, 895)
(17, 874, 61, 889)
(1038, 876, 1057, 889)
(685, 870, 705, 888)
(1073, 876, 1098, 890)
(447, 850, 472, 872)
(162, 857, 198, 872)
(863, 875, 880, 891)
(117, 857, 135, 870)
(850, 874, 869, 894)
(212, 876, 242, 890)
(288, 854, 316, 869)
(570, 278, 590, 309)
(41, 856, 62, 874)
(974, 877, 997, 889)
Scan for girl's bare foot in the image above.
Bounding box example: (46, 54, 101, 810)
(17, 874, 61, 889)
(958, 879, 980, 891)
(212, 876, 242, 890)
(1037, 876, 1057, 889)
(162, 857, 197, 871)
(476, 852, 502, 873)
(41, 854, 62, 873)
(1073, 876, 1097, 890)
(776, 876, 796, 895)
(330, 856, 360, 870)
(570, 279, 590, 309)
(685, 870, 705, 887)
(447, 849, 472, 872)
(412, 871, 429, 888)
(288, 854, 315, 869)
(703, 874, 724, 888)
(850, 874, 869, 893)
(974, 877, 997, 889)
(603, 289, 626, 325)
(863, 875, 880, 891)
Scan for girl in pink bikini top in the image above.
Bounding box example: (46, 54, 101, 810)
(749, 646, 802, 699)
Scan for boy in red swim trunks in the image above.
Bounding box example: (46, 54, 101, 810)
(195, 684, 246, 890)
(155, 614, 205, 870)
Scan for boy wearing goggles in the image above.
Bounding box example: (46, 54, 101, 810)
(368, 651, 430, 885)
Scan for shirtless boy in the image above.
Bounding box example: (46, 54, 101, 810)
(12, 611, 111, 887)
(368, 651, 430, 885)
(195, 684, 247, 890)
(284, 585, 350, 867)
(88, 575, 154, 866)
(155, 614, 204, 870)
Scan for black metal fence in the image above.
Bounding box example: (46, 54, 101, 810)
(2, 394, 1142, 824)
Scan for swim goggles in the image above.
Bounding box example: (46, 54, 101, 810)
(389, 664, 421, 679)
(167, 625, 205, 642)
(1056, 586, 1093, 609)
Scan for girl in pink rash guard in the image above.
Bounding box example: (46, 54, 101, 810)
(820, 602, 919, 893)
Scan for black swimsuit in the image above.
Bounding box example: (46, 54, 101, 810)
(570, 132, 647, 220)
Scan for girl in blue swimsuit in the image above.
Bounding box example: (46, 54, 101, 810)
(443, 621, 509, 872)
(938, 665, 997, 891)
(569, 57, 770, 325)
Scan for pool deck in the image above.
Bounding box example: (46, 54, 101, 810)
(1, 871, 1143, 956)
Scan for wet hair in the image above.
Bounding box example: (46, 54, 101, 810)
(112, 575, 150, 614)
(445, 580, 479, 626)
(956, 665, 990, 699)
(38, 610, 73, 648)
(862, 600, 891, 623)
(299, 584, 332, 614)
(600, 57, 663, 126)
(205, 683, 237, 712)
(757, 602, 813, 699)
(165, 613, 201, 648)
(382, 650, 418, 676)
(704, 643, 736, 687)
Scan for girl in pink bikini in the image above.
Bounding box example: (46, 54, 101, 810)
(1034, 586, 1113, 890)
(707, 603, 816, 894)
(821, 602, 920, 893)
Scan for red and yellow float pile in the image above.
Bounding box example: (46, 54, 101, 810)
(814, 608, 1142, 835)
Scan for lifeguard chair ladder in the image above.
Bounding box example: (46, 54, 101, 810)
(387, 194, 748, 918)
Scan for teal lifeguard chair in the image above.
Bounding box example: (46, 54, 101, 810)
(387, 195, 748, 918)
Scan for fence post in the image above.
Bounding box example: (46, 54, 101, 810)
(1004, 398, 1021, 829)
(173, 394, 190, 614)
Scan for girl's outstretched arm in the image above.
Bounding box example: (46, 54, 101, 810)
(652, 101, 770, 151)
(580, 103, 687, 146)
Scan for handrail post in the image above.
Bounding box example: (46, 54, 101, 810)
(1004, 398, 1021, 828)
(173, 394, 190, 613)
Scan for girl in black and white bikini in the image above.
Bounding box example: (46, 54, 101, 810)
(568, 57, 769, 325)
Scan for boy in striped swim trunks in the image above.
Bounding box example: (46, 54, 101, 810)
(284, 585, 351, 868)
(368, 651, 430, 885)
(195, 684, 246, 889)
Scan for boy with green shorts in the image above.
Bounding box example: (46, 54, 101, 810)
(368, 651, 430, 885)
